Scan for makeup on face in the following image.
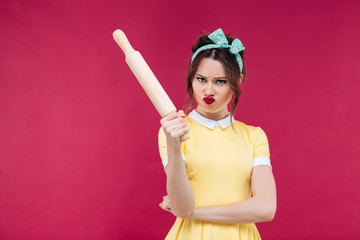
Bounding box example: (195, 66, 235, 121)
(192, 59, 234, 119)
(203, 97, 215, 104)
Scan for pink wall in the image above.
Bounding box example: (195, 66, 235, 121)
(1, 0, 359, 239)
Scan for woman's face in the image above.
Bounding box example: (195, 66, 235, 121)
(192, 58, 234, 120)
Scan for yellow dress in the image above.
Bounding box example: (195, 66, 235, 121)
(158, 110, 271, 240)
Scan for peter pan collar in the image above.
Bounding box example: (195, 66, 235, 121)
(188, 109, 234, 130)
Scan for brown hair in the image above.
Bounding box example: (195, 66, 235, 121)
(183, 31, 246, 119)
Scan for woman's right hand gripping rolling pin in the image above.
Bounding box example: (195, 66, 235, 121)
(160, 110, 189, 146)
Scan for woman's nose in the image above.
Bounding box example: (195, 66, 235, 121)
(204, 82, 215, 96)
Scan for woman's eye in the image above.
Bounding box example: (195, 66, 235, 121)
(196, 77, 206, 82)
(216, 80, 227, 84)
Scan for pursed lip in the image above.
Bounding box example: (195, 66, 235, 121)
(203, 97, 215, 104)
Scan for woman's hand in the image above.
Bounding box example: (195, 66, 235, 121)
(160, 110, 189, 145)
(159, 195, 172, 212)
(159, 195, 190, 219)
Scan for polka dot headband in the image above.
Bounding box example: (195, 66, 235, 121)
(191, 28, 245, 73)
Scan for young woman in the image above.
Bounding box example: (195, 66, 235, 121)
(158, 28, 277, 240)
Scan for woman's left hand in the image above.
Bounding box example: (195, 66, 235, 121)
(159, 195, 172, 212)
(159, 195, 189, 219)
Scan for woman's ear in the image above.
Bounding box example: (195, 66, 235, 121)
(239, 74, 244, 84)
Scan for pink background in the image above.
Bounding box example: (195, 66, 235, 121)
(1, 0, 360, 239)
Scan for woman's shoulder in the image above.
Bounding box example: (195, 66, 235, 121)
(233, 120, 258, 130)
(232, 120, 265, 137)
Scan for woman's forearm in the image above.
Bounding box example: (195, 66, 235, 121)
(166, 142, 195, 218)
(187, 196, 276, 224)
(186, 166, 277, 224)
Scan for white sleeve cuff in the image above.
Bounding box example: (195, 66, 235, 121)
(163, 153, 186, 170)
(253, 157, 272, 169)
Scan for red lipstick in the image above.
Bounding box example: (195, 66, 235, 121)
(203, 97, 215, 104)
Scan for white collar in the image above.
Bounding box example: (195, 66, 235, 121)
(188, 109, 234, 130)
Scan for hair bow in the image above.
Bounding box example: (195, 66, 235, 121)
(191, 28, 245, 73)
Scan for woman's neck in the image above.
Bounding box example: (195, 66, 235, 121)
(195, 107, 229, 121)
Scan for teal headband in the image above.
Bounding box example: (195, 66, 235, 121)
(191, 28, 245, 73)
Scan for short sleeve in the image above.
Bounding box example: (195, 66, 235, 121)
(158, 127, 186, 170)
(252, 127, 272, 168)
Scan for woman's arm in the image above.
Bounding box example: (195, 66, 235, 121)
(160, 165, 276, 223)
(161, 111, 195, 218)
(188, 165, 276, 223)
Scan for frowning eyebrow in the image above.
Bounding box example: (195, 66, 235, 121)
(196, 74, 227, 79)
